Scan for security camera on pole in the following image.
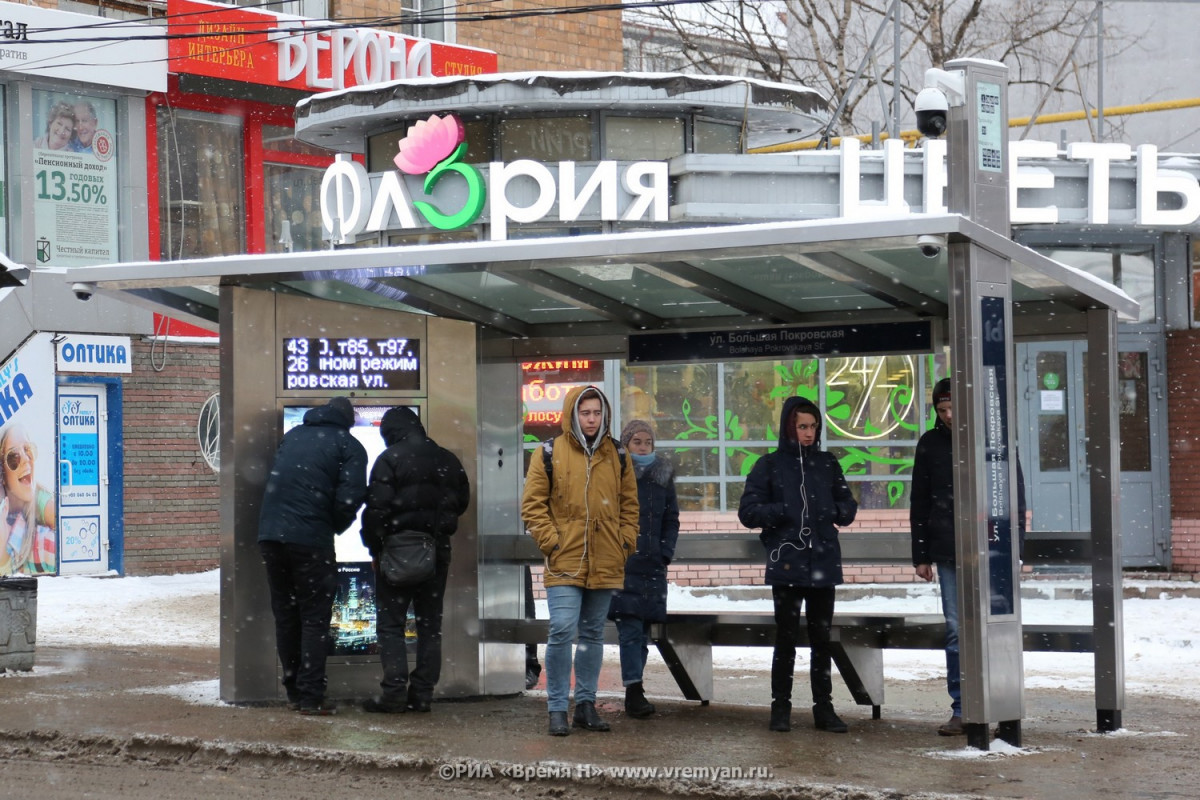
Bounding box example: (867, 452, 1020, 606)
(920, 59, 1025, 751)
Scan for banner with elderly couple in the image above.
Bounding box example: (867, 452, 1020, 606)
(31, 89, 119, 267)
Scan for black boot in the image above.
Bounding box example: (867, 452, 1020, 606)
(769, 700, 791, 732)
(624, 682, 656, 719)
(813, 702, 848, 733)
(572, 701, 611, 731)
(525, 661, 542, 690)
(406, 686, 431, 713)
(362, 696, 406, 713)
(548, 711, 570, 736)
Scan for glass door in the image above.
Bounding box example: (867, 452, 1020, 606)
(1019, 340, 1168, 566)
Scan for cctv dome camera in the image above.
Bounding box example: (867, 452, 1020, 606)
(917, 234, 946, 259)
(915, 87, 950, 138)
(72, 282, 95, 301)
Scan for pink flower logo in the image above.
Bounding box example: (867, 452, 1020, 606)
(393, 114, 466, 175)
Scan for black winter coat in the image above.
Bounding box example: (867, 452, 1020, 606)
(909, 417, 1028, 566)
(609, 454, 680, 622)
(258, 398, 368, 550)
(360, 406, 470, 561)
(738, 397, 857, 587)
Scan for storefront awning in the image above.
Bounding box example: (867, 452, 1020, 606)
(63, 214, 1138, 352)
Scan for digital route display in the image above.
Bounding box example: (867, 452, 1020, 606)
(283, 337, 421, 391)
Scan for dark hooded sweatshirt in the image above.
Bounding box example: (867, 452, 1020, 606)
(360, 406, 471, 560)
(910, 415, 1028, 566)
(258, 397, 368, 550)
(738, 396, 858, 587)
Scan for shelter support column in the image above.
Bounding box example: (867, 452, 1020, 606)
(947, 242, 1025, 751)
(1086, 307, 1124, 732)
(944, 57, 1024, 751)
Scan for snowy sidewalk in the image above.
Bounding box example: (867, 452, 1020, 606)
(1, 571, 1197, 800)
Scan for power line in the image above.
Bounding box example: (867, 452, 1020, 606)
(4, 0, 718, 75)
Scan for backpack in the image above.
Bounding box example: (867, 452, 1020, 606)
(540, 435, 627, 487)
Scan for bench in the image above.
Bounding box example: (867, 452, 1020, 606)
(479, 531, 1097, 717)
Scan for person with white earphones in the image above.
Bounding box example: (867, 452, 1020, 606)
(521, 385, 639, 737)
(738, 396, 857, 734)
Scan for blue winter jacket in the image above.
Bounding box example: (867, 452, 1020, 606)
(257, 397, 368, 550)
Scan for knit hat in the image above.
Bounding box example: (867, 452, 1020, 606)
(620, 419, 655, 449)
(932, 378, 952, 407)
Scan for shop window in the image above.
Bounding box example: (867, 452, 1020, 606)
(157, 108, 244, 260)
(260, 124, 337, 254)
(261, 124, 337, 159)
(400, 0, 446, 42)
(32, 89, 120, 267)
(695, 118, 741, 154)
(1117, 351, 1151, 472)
(1192, 238, 1200, 325)
(1038, 245, 1157, 324)
(0, 85, 6, 257)
(368, 119, 492, 172)
(499, 117, 592, 162)
(620, 355, 945, 512)
(520, 359, 605, 475)
(264, 164, 325, 253)
(603, 117, 684, 160)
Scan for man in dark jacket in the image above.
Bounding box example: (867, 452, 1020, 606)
(739, 396, 858, 734)
(360, 406, 470, 713)
(258, 396, 368, 715)
(910, 378, 1026, 736)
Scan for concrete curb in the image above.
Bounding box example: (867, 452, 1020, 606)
(0, 728, 976, 800)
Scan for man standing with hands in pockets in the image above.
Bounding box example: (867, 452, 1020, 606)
(521, 385, 639, 737)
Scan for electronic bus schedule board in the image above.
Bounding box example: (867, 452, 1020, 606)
(283, 337, 421, 391)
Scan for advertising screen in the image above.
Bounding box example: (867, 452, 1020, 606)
(282, 403, 419, 655)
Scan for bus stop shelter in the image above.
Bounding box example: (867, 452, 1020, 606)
(64, 210, 1137, 746)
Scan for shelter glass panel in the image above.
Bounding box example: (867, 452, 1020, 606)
(549, 262, 741, 320)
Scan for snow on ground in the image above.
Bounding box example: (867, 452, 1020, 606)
(27, 569, 1200, 701)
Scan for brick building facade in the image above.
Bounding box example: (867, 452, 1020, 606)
(121, 340, 221, 574)
(1167, 329, 1200, 576)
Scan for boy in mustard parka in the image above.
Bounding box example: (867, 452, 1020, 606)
(521, 385, 639, 736)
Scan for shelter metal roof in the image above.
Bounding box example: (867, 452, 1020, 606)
(64, 214, 1137, 353)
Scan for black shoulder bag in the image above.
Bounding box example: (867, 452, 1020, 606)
(379, 530, 436, 587)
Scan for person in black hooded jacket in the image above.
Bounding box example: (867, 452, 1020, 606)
(258, 396, 368, 715)
(360, 406, 470, 713)
(910, 377, 1027, 736)
(738, 396, 857, 734)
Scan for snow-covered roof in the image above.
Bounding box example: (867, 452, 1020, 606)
(294, 70, 829, 153)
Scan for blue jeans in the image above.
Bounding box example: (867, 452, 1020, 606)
(936, 562, 962, 716)
(545, 585, 611, 712)
(614, 616, 651, 686)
